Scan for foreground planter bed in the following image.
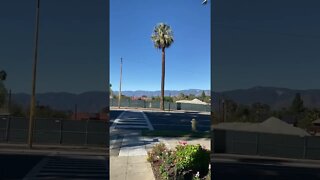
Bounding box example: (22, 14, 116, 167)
(147, 141, 211, 180)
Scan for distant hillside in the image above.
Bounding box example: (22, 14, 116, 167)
(12, 91, 108, 113)
(11, 87, 320, 112)
(212, 86, 320, 110)
(112, 89, 210, 97)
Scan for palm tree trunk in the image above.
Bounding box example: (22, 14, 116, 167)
(160, 47, 165, 110)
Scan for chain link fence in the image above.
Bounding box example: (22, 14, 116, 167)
(213, 129, 320, 160)
(0, 116, 107, 147)
(110, 98, 211, 112)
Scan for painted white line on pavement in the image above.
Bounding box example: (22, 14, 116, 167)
(140, 111, 154, 130)
(115, 125, 149, 129)
(110, 110, 126, 131)
(23, 154, 53, 180)
(115, 121, 147, 125)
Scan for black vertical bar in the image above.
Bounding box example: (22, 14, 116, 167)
(5, 89, 11, 142)
(222, 100, 225, 122)
(59, 119, 63, 144)
(256, 133, 260, 155)
(75, 104, 77, 120)
(303, 136, 307, 159)
(85, 119, 89, 145)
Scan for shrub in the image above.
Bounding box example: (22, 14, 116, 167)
(175, 144, 210, 178)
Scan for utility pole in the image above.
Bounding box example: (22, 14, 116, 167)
(28, 0, 40, 149)
(118, 58, 123, 108)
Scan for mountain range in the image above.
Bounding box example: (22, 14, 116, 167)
(111, 89, 210, 97)
(9, 87, 320, 112)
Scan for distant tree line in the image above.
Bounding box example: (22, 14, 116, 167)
(8, 104, 71, 119)
(215, 93, 320, 130)
(112, 90, 211, 104)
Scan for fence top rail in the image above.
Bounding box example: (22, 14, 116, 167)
(213, 128, 315, 138)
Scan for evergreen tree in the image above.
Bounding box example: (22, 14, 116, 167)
(290, 93, 304, 114)
(290, 93, 305, 126)
(201, 91, 206, 101)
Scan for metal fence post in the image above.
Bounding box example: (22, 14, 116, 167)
(5, 89, 11, 143)
(85, 120, 89, 145)
(59, 119, 63, 144)
(256, 133, 260, 155)
(303, 136, 307, 159)
(232, 132, 235, 153)
(5, 117, 10, 143)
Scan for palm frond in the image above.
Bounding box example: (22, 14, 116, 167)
(151, 23, 174, 49)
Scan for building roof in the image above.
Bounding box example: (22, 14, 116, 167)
(312, 119, 320, 124)
(214, 116, 310, 136)
(176, 98, 209, 105)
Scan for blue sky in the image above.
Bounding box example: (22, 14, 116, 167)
(110, 0, 211, 91)
(213, 0, 320, 91)
(1, 0, 107, 94)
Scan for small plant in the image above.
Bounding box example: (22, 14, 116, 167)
(147, 142, 168, 162)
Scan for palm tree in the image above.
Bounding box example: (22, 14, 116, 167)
(0, 70, 7, 81)
(151, 23, 174, 110)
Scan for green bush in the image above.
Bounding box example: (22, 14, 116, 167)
(175, 144, 210, 178)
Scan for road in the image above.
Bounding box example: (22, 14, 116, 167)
(0, 153, 44, 179)
(212, 154, 320, 180)
(110, 109, 210, 132)
(213, 161, 320, 180)
(0, 151, 108, 179)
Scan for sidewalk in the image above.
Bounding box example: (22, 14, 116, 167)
(110, 129, 155, 180)
(110, 129, 211, 180)
(154, 137, 210, 151)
